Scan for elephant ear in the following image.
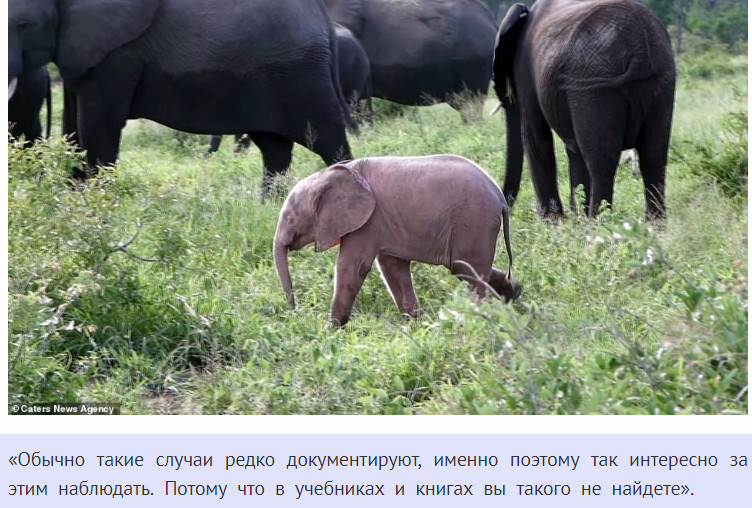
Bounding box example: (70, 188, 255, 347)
(325, 0, 365, 36)
(56, 0, 162, 80)
(493, 3, 529, 108)
(314, 163, 376, 252)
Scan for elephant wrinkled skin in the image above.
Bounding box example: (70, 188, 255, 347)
(9, 0, 353, 189)
(493, 0, 676, 219)
(207, 23, 371, 156)
(274, 155, 521, 326)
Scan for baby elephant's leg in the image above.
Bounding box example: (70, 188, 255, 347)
(376, 254, 419, 318)
(330, 250, 375, 326)
(489, 269, 522, 301)
(450, 259, 493, 299)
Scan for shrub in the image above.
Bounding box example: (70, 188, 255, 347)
(7, 137, 239, 405)
(673, 108, 748, 198)
(421, 223, 748, 415)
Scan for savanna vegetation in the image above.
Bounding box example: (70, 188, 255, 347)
(8, 35, 747, 414)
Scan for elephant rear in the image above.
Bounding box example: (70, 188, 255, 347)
(359, 155, 509, 267)
(537, 0, 675, 148)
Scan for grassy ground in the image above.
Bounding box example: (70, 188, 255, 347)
(8, 51, 747, 414)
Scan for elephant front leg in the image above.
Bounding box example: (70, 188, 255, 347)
(329, 250, 376, 327)
(62, 85, 79, 145)
(69, 57, 140, 179)
(76, 96, 127, 177)
(375, 255, 419, 318)
(206, 135, 223, 155)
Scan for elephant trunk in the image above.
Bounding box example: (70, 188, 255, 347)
(274, 237, 296, 309)
(502, 103, 523, 206)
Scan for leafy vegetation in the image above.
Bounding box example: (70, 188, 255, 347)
(8, 48, 747, 415)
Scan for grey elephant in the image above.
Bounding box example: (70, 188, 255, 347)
(9, 0, 353, 190)
(206, 23, 371, 156)
(8, 66, 51, 148)
(326, 0, 497, 114)
(274, 155, 521, 326)
(493, 0, 676, 219)
(334, 23, 373, 122)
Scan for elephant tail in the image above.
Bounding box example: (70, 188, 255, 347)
(328, 20, 359, 134)
(45, 72, 52, 140)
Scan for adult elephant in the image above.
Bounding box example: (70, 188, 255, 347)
(8, 66, 51, 147)
(206, 23, 371, 155)
(325, 0, 497, 112)
(9, 0, 353, 190)
(493, 0, 675, 219)
(334, 23, 372, 122)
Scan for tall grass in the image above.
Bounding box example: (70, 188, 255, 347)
(7, 57, 747, 414)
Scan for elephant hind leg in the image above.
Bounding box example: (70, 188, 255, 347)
(582, 150, 620, 218)
(235, 134, 252, 153)
(635, 97, 673, 220)
(636, 149, 667, 220)
(566, 147, 590, 216)
(568, 99, 622, 217)
(450, 256, 494, 300)
(375, 255, 419, 318)
(248, 132, 294, 197)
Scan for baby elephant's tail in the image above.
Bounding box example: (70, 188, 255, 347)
(502, 208, 514, 281)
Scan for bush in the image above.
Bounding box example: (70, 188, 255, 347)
(673, 108, 748, 198)
(674, 30, 747, 80)
(678, 50, 737, 79)
(8, 137, 239, 406)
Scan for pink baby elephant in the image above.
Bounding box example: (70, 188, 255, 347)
(274, 154, 521, 326)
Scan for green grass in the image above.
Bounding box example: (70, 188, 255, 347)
(8, 53, 747, 415)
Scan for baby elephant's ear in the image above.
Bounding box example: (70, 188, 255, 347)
(314, 164, 375, 252)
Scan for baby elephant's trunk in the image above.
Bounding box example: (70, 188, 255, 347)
(274, 238, 296, 309)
